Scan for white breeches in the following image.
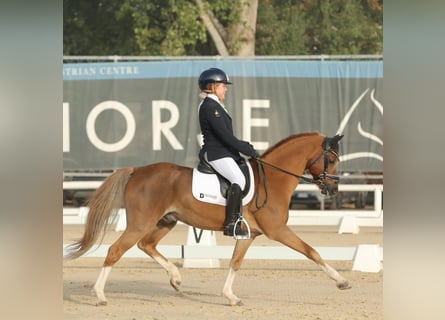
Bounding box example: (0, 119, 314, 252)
(208, 157, 246, 190)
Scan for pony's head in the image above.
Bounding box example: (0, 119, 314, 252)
(307, 134, 343, 196)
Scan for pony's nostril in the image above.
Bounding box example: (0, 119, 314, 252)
(326, 184, 338, 195)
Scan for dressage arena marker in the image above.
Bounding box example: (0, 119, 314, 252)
(352, 244, 382, 272)
(183, 226, 220, 268)
(338, 216, 360, 234)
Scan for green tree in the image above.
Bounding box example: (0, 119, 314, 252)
(63, 0, 257, 56)
(119, 0, 208, 56)
(256, 0, 309, 55)
(127, 0, 258, 56)
(302, 0, 382, 54)
(63, 0, 138, 55)
(194, 0, 242, 55)
(63, 0, 383, 56)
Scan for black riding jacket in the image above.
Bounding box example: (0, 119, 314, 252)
(198, 95, 256, 162)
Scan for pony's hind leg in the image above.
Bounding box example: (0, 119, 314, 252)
(137, 214, 182, 291)
(93, 228, 146, 305)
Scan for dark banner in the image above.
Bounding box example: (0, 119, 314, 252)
(63, 60, 383, 173)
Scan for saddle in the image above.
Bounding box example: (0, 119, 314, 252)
(191, 156, 255, 206)
(197, 155, 251, 198)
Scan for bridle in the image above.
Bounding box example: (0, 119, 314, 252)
(307, 139, 340, 185)
(253, 138, 340, 209)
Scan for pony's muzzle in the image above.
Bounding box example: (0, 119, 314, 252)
(325, 183, 338, 196)
(318, 181, 338, 196)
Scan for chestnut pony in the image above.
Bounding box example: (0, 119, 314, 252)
(65, 132, 350, 306)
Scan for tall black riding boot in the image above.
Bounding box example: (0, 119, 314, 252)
(223, 183, 248, 237)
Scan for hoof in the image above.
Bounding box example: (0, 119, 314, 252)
(96, 300, 107, 306)
(230, 299, 243, 307)
(337, 281, 352, 290)
(170, 279, 182, 291)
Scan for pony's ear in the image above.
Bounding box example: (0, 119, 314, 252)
(333, 134, 344, 142)
(328, 134, 344, 149)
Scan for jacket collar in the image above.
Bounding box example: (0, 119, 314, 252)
(206, 94, 230, 116)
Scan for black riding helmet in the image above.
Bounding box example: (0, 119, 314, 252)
(198, 68, 232, 90)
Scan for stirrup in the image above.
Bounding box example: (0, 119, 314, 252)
(232, 217, 251, 240)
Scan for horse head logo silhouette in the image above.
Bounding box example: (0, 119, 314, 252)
(336, 88, 383, 165)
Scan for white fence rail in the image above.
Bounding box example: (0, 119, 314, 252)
(61, 241, 383, 271)
(63, 182, 383, 231)
(62, 243, 383, 261)
(289, 184, 383, 229)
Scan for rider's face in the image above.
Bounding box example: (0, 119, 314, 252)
(214, 83, 227, 102)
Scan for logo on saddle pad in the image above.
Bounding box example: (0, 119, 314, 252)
(192, 161, 255, 206)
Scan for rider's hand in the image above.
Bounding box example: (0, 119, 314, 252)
(250, 149, 260, 159)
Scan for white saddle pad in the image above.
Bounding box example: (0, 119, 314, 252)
(192, 161, 255, 206)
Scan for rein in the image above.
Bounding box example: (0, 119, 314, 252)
(253, 159, 313, 211)
(257, 159, 315, 183)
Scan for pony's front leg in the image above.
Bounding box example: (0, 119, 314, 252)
(267, 225, 351, 290)
(320, 263, 351, 290)
(222, 238, 254, 306)
(222, 267, 241, 306)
